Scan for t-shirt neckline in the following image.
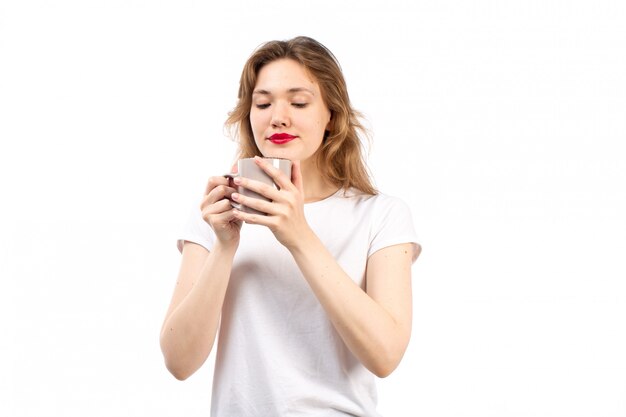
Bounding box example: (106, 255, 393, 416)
(304, 187, 344, 207)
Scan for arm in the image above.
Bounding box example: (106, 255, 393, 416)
(289, 234, 419, 377)
(160, 176, 241, 380)
(231, 158, 421, 377)
(160, 241, 236, 380)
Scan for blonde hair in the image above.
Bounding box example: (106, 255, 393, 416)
(225, 36, 377, 195)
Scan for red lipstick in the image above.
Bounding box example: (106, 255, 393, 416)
(268, 133, 297, 144)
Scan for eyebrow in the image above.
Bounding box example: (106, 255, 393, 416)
(252, 87, 315, 96)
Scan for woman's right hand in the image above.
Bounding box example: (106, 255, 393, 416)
(200, 176, 242, 247)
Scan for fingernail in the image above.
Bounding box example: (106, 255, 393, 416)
(231, 193, 239, 200)
(233, 177, 242, 184)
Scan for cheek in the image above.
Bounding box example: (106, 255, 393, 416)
(314, 108, 331, 131)
(249, 111, 265, 135)
(316, 114, 330, 133)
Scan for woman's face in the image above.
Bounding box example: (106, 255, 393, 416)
(250, 58, 331, 164)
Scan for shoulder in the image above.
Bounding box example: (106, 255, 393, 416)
(345, 189, 419, 261)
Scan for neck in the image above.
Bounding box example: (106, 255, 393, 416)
(300, 158, 339, 203)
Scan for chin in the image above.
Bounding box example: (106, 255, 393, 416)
(261, 148, 294, 161)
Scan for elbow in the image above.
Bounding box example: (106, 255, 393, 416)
(159, 328, 213, 381)
(369, 340, 408, 378)
(165, 360, 193, 381)
(160, 334, 194, 381)
(161, 346, 195, 381)
(374, 367, 394, 379)
(370, 358, 400, 379)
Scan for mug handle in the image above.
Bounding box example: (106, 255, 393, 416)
(223, 173, 242, 210)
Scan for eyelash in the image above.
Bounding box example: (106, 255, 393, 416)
(255, 103, 308, 109)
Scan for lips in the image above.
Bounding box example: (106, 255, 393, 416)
(268, 133, 297, 144)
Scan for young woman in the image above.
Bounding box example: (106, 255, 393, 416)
(160, 36, 421, 416)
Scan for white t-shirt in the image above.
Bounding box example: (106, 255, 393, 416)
(178, 188, 420, 417)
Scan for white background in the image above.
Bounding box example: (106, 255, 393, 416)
(1, 1, 625, 416)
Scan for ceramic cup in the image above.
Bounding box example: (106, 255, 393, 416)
(224, 157, 292, 215)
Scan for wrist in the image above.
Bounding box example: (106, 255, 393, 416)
(287, 227, 320, 257)
(212, 239, 239, 257)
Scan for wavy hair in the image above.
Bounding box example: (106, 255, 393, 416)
(225, 36, 376, 195)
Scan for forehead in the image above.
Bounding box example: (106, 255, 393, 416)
(254, 59, 320, 94)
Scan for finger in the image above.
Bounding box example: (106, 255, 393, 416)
(207, 209, 243, 233)
(291, 160, 304, 193)
(209, 184, 231, 201)
(253, 156, 293, 191)
(233, 176, 281, 202)
(210, 208, 242, 229)
(202, 199, 234, 216)
(204, 176, 229, 196)
(205, 184, 236, 204)
(233, 208, 274, 228)
(231, 192, 275, 216)
(202, 187, 225, 208)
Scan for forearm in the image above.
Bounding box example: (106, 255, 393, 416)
(288, 232, 411, 378)
(160, 243, 236, 380)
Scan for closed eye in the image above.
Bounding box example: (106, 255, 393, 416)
(255, 103, 270, 109)
(292, 103, 308, 108)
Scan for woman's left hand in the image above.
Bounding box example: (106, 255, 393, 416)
(231, 157, 312, 249)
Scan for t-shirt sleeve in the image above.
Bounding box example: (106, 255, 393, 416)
(176, 202, 216, 253)
(368, 195, 420, 263)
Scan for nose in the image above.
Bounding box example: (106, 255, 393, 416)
(270, 102, 290, 128)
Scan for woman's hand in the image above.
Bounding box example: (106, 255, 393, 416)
(200, 175, 242, 248)
(231, 157, 311, 250)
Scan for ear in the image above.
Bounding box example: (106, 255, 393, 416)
(325, 110, 334, 131)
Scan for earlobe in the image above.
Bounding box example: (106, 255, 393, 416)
(325, 111, 334, 131)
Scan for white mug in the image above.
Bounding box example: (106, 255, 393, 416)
(224, 157, 292, 215)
